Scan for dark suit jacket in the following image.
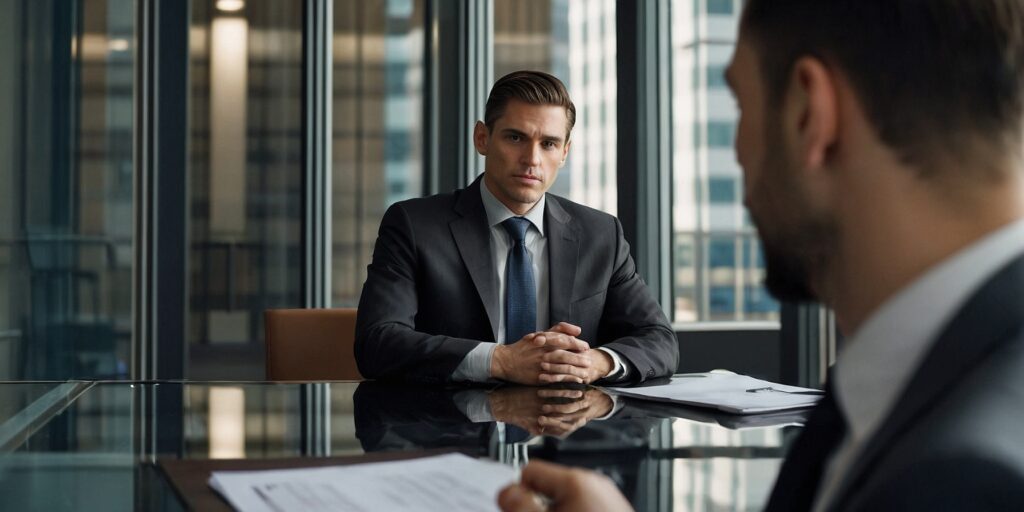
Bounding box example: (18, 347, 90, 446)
(355, 176, 678, 384)
(767, 253, 1024, 511)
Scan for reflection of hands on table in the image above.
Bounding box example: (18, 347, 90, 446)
(488, 386, 614, 438)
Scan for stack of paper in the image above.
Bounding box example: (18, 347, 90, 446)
(209, 453, 518, 512)
(623, 397, 812, 429)
(605, 372, 823, 414)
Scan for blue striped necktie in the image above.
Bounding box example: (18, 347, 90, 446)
(502, 217, 536, 343)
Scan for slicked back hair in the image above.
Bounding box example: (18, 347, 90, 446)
(484, 70, 576, 140)
(741, 0, 1024, 179)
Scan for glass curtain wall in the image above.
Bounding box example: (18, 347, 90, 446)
(0, 0, 788, 381)
(493, 0, 617, 214)
(188, 0, 304, 377)
(671, 0, 778, 322)
(0, 0, 134, 380)
(331, 0, 425, 308)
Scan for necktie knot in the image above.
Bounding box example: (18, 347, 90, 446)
(501, 217, 531, 245)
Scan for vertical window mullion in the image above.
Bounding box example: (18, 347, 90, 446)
(617, 0, 672, 314)
(425, 0, 492, 193)
(303, 0, 332, 309)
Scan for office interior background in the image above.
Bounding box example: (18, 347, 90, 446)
(0, 0, 832, 384)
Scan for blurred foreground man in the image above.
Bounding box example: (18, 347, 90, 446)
(500, 1, 1024, 510)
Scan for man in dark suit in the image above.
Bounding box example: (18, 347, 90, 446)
(355, 71, 677, 385)
(499, 1, 1024, 511)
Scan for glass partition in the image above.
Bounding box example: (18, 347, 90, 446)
(331, 0, 426, 307)
(0, 382, 67, 425)
(187, 0, 305, 378)
(0, 0, 134, 380)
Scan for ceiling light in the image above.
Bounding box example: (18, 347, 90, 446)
(216, 0, 245, 13)
(108, 38, 130, 52)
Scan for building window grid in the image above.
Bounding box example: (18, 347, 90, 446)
(672, 0, 776, 323)
(706, 0, 733, 16)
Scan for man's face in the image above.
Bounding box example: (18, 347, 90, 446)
(726, 38, 837, 303)
(475, 99, 571, 214)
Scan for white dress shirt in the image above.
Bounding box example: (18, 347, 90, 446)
(452, 182, 627, 382)
(813, 217, 1024, 511)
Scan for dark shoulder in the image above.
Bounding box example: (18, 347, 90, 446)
(390, 189, 458, 215)
(857, 346, 1024, 508)
(859, 454, 1024, 511)
(546, 193, 618, 228)
(897, 331, 1024, 474)
(382, 189, 465, 228)
(933, 328, 1024, 433)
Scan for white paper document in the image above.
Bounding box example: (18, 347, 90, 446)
(209, 453, 518, 512)
(605, 372, 823, 414)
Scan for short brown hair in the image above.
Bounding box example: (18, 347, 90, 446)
(484, 70, 576, 139)
(742, 0, 1024, 178)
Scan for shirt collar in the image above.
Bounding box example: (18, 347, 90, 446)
(479, 176, 546, 236)
(835, 217, 1024, 441)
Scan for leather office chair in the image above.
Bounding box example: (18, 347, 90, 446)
(264, 308, 363, 381)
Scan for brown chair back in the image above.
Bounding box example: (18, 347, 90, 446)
(264, 308, 362, 381)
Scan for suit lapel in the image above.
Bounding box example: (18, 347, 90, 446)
(830, 254, 1024, 508)
(545, 196, 579, 326)
(450, 177, 500, 339)
(765, 379, 845, 512)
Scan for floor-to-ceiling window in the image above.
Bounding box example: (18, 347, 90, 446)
(188, 0, 304, 377)
(671, 0, 778, 323)
(0, 0, 810, 384)
(0, 0, 134, 380)
(331, 0, 425, 308)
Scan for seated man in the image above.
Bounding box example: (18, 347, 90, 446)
(355, 70, 677, 385)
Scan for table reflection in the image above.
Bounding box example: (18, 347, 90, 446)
(353, 383, 630, 452)
(0, 380, 804, 511)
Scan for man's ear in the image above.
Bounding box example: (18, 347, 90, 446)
(785, 57, 839, 171)
(473, 121, 489, 156)
(561, 138, 571, 166)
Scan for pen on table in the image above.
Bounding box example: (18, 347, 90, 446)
(745, 386, 825, 395)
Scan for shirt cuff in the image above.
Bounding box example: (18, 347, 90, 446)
(597, 347, 629, 381)
(452, 390, 495, 422)
(593, 392, 624, 420)
(452, 343, 497, 382)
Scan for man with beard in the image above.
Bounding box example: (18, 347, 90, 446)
(498, 1, 1024, 511)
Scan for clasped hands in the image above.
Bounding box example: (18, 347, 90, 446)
(490, 322, 613, 385)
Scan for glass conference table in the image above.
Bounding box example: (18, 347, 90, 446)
(0, 379, 806, 511)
